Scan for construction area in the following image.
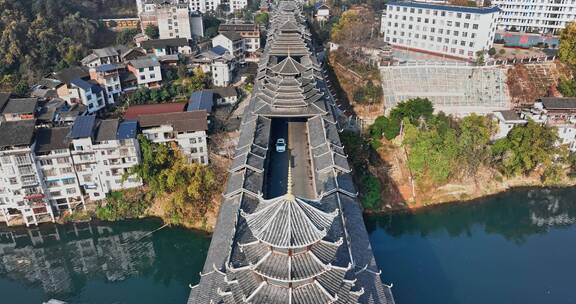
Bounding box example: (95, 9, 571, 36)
(380, 58, 572, 115)
(380, 61, 510, 116)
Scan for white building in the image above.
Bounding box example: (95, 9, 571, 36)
(35, 127, 85, 214)
(127, 56, 163, 88)
(193, 46, 237, 87)
(315, 3, 331, 22)
(381, 1, 500, 60)
(218, 24, 261, 58)
(0, 121, 55, 226)
(157, 2, 196, 39)
(212, 86, 238, 105)
(188, 0, 247, 13)
(212, 32, 245, 62)
(89, 64, 124, 105)
(492, 110, 527, 140)
(137, 111, 209, 164)
(139, 38, 193, 56)
(492, 0, 576, 34)
(69, 116, 142, 201)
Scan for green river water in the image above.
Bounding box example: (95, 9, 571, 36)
(0, 188, 575, 304)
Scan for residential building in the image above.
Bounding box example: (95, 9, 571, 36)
(492, 110, 527, 139)
(193, 46, 237, 86)
(188, 0, 246, 13)
(136, 111, 209, 164)
(218, 23, 261, 58)
(81, 46, 127, 68)
(92, 119, 142, 194)
(52, 67, 107, 113)
(381, 1, 500, 60)
(35, 127, 85, 213)
(212, 32, 245, 62)
(0, 120, 55, 226)
(139, 38, 193, 56)
(2, 98, 37, 121)
(212, 86, 238, 105)
(69, 116, 142, 201)
(89, 64, 124, 105)
(492, 0, 576, 34)
(157, 2, 196, 39)
(314, 2, 331, 21)
(127, 56, 163, 88)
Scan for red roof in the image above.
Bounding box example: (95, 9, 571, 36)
(124, 102, 186, 120)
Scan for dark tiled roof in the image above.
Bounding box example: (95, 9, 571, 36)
(220, 31, 243, 41)
(129, 56, 160, 69)
(35, 127, 71, 153)
(497, 110, 522, 121)
(0, 120, 36, 148)
(137, 111, 208, 132)
(70, 115, 96, 139)
(140, 38, 189, 49)
(219, 23, 259, 33)
(212, 86, 237, 98)
(540, 97, 576, 109)
(124, 102, 186, 120)
(95, 119, 119, 142)
(53, 66, 90, 84)
(2, 98, 37, 114)
(0, 93, 10, 112)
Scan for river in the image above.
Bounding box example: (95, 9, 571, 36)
(0, 188, 575, 304)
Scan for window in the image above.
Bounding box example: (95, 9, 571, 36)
(150, 74, 155, 79)
(464, 23, 469, 29)
(63, 178, 75, 185)
(473, 24, 479, 29)
(457, 13, 462, 18)
(465, 13, 471, 19)
(9, 177, 17, 185)
(149, 67, 154, 71)
(66, 188, 76, 194)
(40, 159, 53, 166)
(61, 167, 73, 174)
(189, 138, 197, 144)
(140, 75, 145, 80)
(455, 22, 460, 27)
(139, 68, 144, 73)
(57, 157, 69, 164)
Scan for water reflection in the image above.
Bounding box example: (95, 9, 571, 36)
(0, 221, 156, 297)
(366, 188, 576, 242)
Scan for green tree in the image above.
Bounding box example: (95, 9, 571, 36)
(557, 77, 576, 97)
(360, 174, 382, 210)
(491, 120, 559, 176)
(116, 28, 140, 45)
(254, 12, 269, 25)
(559, 22, 576, 67)
(475, 50, 485, 65)
(488, 47, 497, 56)
(145, 24, 159, 39)
(457, 114, 494, 175)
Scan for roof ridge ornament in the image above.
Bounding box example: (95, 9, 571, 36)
(286, 158, 295, 201)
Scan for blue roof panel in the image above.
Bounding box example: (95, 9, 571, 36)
(211, 45, 228, 56)
(117, 120, 138, 140)
(70, 115, 96, 138)
(188, 90, 214, 113)
(387, 1, 501, 14)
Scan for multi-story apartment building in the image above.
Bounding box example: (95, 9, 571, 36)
(157, 2, 195, 39)
(89, 64, 124, 105)
(381, 1, 500, 59)
(92, 119, 142, 194)
(53, 67, 107, 113)
(212, 32, 245, 62)
(137, 111, 209, 164)
(0, 120, 55, 226)
(81, 46, 126, 68)
(189, 0, 222, 13)
(218, 23, 261, 58)
(193, 46, 237, 86)
(35, 127, 85, 214)
(492, 0, 576, 34)
(127, 56, 163, 88)
(69, 116, 142, 201)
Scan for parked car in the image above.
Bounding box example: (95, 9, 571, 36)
(276, 138, 286, 152)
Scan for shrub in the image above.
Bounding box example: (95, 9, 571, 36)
(360, 174, 382, 210)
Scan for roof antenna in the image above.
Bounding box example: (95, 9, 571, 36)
(286, 158, 295, 201)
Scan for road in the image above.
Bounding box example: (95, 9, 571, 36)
(265, 119, 314, 199)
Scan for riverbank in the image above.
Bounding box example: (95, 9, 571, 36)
(366, 137, 576, 214)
